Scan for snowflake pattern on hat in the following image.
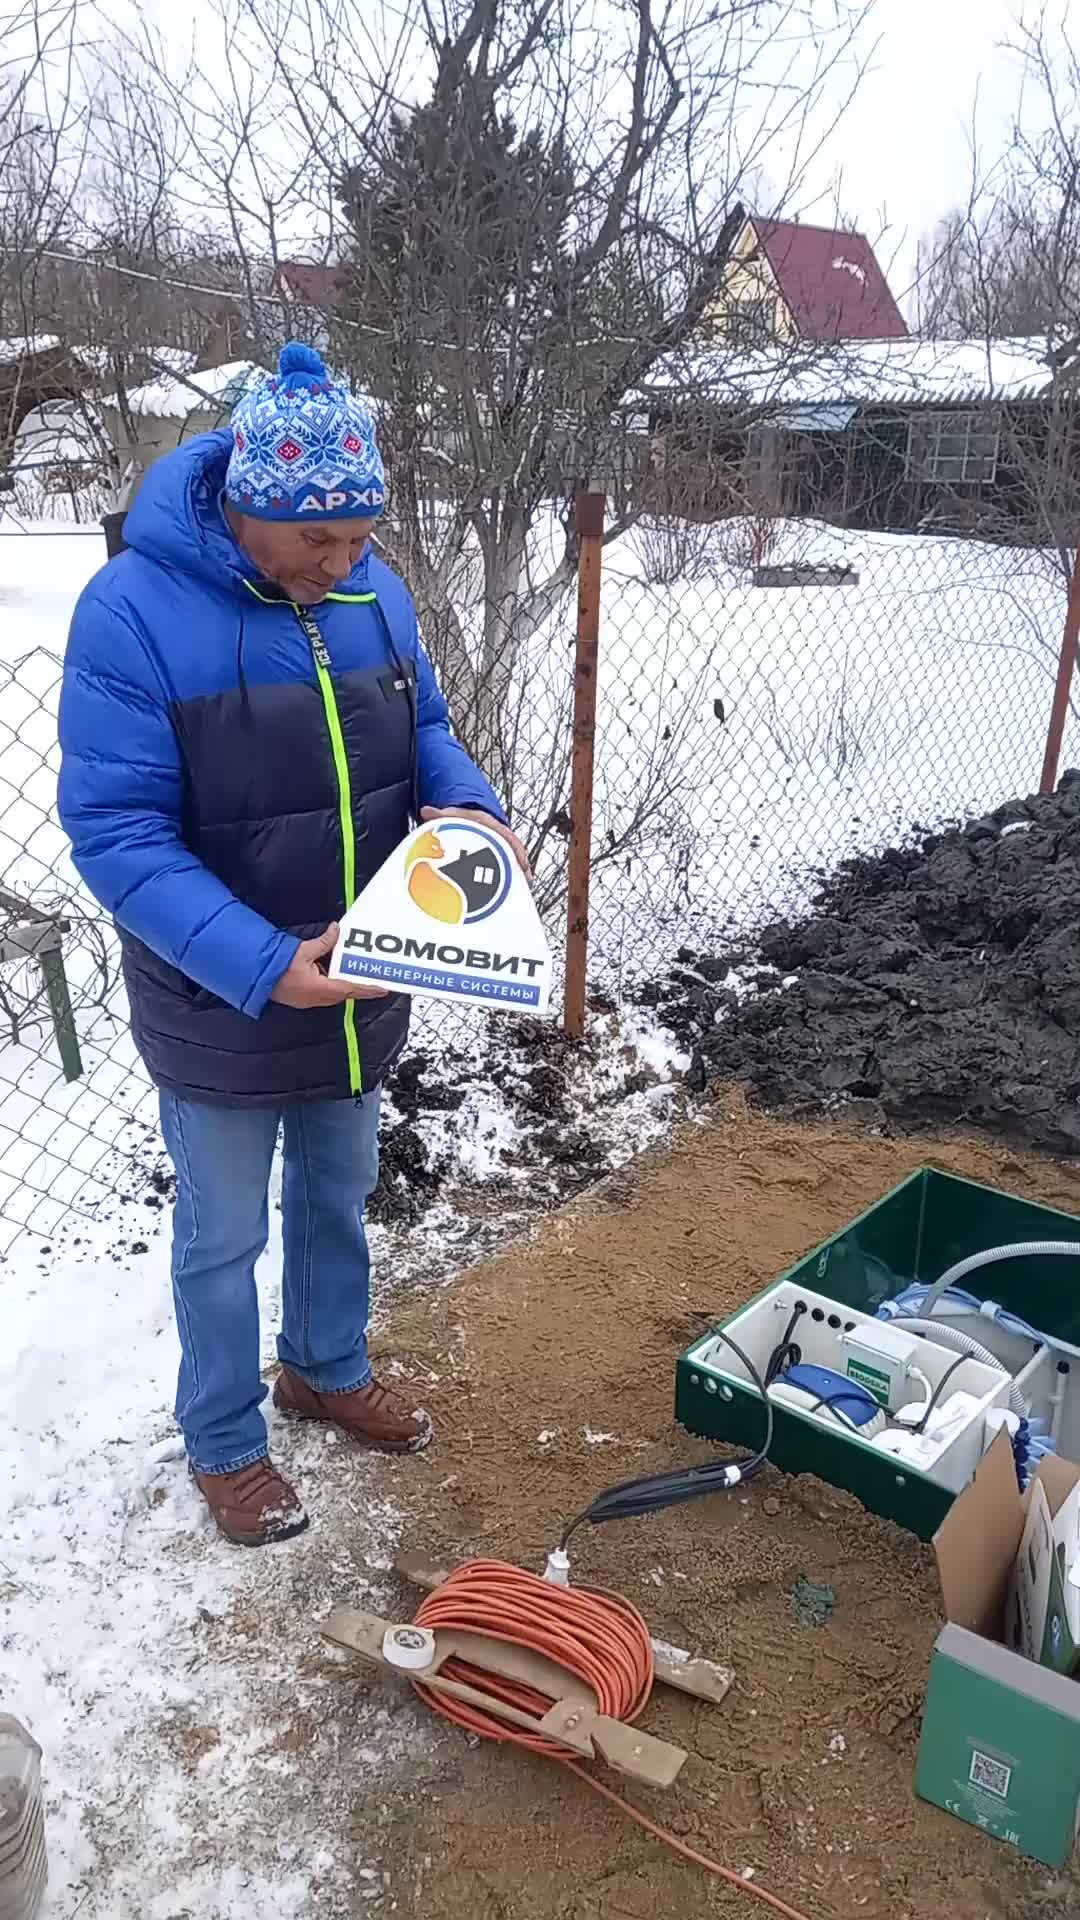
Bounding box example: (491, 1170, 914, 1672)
(224, 342, 386, 521)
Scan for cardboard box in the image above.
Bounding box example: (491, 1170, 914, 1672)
(1049, 1483, 1080, 1676)
(915, 1433, 1080, 1866)
(1007, 1476, 1055, 1664)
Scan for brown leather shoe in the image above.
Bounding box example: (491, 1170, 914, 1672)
(193, 1457, 309, 1547)
(273, 1366, 433, 1455)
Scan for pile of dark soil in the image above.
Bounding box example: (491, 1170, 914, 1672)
(84, 1001, 662, 1264)
(368, 1005, 658, 1228)
(649, 773, 1080, 1156)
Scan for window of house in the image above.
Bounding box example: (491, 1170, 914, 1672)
(907, 411, 1000, 485)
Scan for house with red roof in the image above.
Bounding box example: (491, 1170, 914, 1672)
(713, 214, 908, 345)
(272, 261, 342, 309)
(270, 261, 343, 353)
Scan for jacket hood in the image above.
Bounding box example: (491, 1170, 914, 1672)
(121, 431, 372, 598)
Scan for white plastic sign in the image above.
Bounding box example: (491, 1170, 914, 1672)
(330, 819, 553, 1017)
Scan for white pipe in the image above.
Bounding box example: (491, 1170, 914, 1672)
(905, 1366, 933, 1408)
(888, 1317, 1028, 1416)
(1049, 1369, 1067, 1446)
(921, 1241, 1080, 1321)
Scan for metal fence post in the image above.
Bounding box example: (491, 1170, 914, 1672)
(0, 887, 82, 1082)
(563, 492, 605, 1038)
(1040, 541, 1080, 794)
(102, 511, 128, 559)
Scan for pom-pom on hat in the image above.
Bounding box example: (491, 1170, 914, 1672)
(225, 341, 386, 522)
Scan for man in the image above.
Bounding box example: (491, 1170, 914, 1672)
(58, 342, 523, 1547)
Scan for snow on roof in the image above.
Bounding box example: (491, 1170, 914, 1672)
(71, 343, 195, 380)
(0, 334, 61, 366)
(148, 346, 199, 376)
(101, 358, 267, 420)
(11, 399, 102, 467)
(641, 335, 1057, 413)
(750, 217, 908, 342)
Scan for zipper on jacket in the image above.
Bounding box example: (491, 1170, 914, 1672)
(329, 589, 420, 826)
(243, 578, 376, 1097)
(293, 599, 374, 1098)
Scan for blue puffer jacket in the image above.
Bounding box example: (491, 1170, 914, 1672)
(58, 430, 504, 1106)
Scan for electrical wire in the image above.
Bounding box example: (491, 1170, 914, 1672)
(763, 1300, 807, 1388)
(912, 1353, 969, 1435)
(797, 1387, 878, 1430)
(558, 1325, 774, 1551)
(411, 1559, 819, 1920)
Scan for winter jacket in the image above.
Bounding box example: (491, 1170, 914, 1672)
(57, 429, 504, 1105)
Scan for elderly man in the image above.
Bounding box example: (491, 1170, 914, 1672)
(59, 343, 522, 1546)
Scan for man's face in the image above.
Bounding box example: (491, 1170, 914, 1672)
(229, 511, 376, 605)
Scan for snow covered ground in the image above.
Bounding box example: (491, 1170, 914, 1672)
(1, 507, 1072, 1255)
(572, 516, 1075, 979)
(6, 1228, 377, 1916)
(1, 504, 1076, 1913)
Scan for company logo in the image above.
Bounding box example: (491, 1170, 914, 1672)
(405, 821, 512, 927)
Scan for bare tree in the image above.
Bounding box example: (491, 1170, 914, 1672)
(0, 0, 87, 336)
(913, 7, 1080, 584)
(118, 0, 866, 776)
(8, 0, 872, 896)
(916, 5, 1080, 345)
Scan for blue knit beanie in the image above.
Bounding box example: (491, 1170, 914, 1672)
(225, 342, 386, 521)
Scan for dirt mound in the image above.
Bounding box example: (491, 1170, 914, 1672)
(649, 773, 1080, 1154)
(317, 1108, 1080, 1920)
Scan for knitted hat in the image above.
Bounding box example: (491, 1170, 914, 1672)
(225, 341, 386, 521)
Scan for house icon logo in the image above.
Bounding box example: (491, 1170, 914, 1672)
(405, 821, 513, 927)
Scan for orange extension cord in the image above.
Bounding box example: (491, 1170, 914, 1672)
(412, 1560, 818, 1920)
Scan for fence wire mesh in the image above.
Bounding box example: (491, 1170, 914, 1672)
(0, 628, 163, 1257)
(578, 517, 1076, 988)
(0, 511, 1075, 1253)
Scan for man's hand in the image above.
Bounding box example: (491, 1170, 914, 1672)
(420, 806, 531, 880)
(270, 924, 389, 1008)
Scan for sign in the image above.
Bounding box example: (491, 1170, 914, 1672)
(330, 819, 553, 1017)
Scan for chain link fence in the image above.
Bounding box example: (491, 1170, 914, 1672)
(577, 515, 1075, 989)
(0, 603, 164, 1257)
(0, 509, 1075, 1253)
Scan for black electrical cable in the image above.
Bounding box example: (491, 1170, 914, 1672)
(913, 1353, 969, 1435)
(793, 1387, 885, 1431)
(559, 1326, 774, 1551)
(763, 1301, 807, 1388)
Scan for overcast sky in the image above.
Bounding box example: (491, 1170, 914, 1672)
(809, 0, 1055, 311)
(21, 0, 1070, 323)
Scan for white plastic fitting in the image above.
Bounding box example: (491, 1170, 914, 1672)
(543, 1548, 571, 1586)
(382, 1624, 436, 1671)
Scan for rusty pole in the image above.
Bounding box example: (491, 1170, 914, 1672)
(1040, 540, 1080, 794)
(563, 492, 605, 1039)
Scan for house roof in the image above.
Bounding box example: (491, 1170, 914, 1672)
(101, 359, 267, 421)
(751, 217, 908, 342)
(641, 336, 1057, 413)
(274, 260, 342, 307)
(0, 334, 62, 366)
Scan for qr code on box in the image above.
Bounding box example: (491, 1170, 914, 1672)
(969, 1749, 1012, 1799)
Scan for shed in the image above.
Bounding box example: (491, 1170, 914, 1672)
(638, 336, 1073, 535)
(99, 360, 266, 492)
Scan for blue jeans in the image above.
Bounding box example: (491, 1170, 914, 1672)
(159, 1091, 381, 1474)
